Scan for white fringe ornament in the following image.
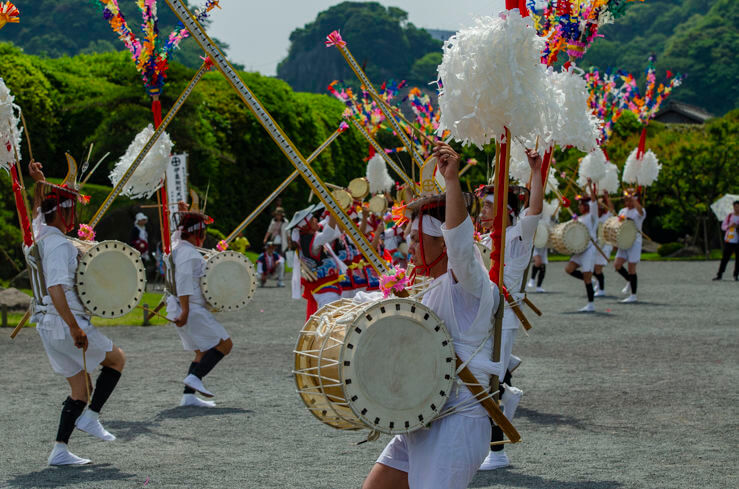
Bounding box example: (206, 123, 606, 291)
(508, 140, 531, 186)
(549, 67, 600, 153)
(109, 124, 173, 199)
(599, 162, 620, 194)
(0, 78, 22, 172)
(366, 153, 394, 194)
(436, 10, 558, 147)
(636, 149, 661, 187)
(621, 148, 640, 185)
(577, 148, 607, 188)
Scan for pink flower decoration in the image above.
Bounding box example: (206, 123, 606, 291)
(324, 30, 346, 48)
(77, 224, 96, 242)
(216, 240, 228, 252)
(379, 268, 409, 298)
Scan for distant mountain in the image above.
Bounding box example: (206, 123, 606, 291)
(276, 2, 442, 92)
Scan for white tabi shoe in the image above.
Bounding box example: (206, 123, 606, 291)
(526, 279, 535, 289)
(180, 394, 216, 408)
(578, 302, 595, 313)
(621, 283, 631, 294)
(277, 280, 285, 287)
(479, 450, 510, 471)
(48, 443, 92, 466)
(535, 286, 546, 293)
(183, 374, 214, 398)
(75, 409, 115, 441)
(621, 295, 638, 303)
(501, 386, 523, 421)
(594, 289, 606, 297)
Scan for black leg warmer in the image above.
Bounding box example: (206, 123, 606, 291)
(89, 366, 121, 413)
(56, 397, 86, 444)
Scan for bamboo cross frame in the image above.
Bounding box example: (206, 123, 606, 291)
(329, 39, 426, 171)
(224, 124, 347, 244)
(347, 118, 416, 192)
(87, 60, 211, 229)
(166, 0, 389, 274)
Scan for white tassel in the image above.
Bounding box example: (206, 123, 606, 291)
(549, 67, 600, 153)
(508, 140, 531, 186)
(598, 162, 620, 194)
(577, 148, 607, 187)
(0, 78, 23, 172)
(108, 124, 173, 199)
(622, 148, 640, 185)
(366, 154, 394, 194)
(436, 10, 558, 147)
(636, 149, 661, 187)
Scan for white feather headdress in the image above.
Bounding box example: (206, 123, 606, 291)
(0, 78, 23, 173)
(366, 153, 394, 194)
(109, 124, 173, 199)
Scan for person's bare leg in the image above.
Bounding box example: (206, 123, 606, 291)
(215, 338, 233, 356)
(362, 463, 409, 489)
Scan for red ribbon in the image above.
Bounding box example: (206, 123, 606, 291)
(636, 126, 647, 159)
(541, 146, 553, 185)
(160, 186, 171, 255)
(602, 147, 610, 161)
(10, 163, 33, 246)
(324, 30, 346, 48)
(152, 99, 162, 129)
(489, 132, 509, 286)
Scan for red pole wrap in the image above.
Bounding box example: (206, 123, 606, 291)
(10, 163, 33, 247)
(636, 126, 647, 159)
(505, 0, 518, 10)
(489, 130, 510, 286)
(602, 147, 609, 162)
(152, 99, 163, 129)
(160, 186, 171, 254)
(541, 145, 553, 185)
(518, 0, 529, 17)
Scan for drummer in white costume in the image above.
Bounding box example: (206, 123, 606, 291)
(564, 180, 599, 312)
(528, 245, 548, 292)
(28, 161, 126, 466)
(476, 148, 543, 470)
(614, 188, 646, 303)
(593, 190, 615, 297)
(167, 207, 233, 408)
(362, 142, 504, 489)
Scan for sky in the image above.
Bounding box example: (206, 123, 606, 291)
(206, 0, 506, 76)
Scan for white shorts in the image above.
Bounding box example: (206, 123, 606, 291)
(616, 240, 642, 263)
(376, 414, 491, 489)
(38, 316, 113, 378)
(533, 247, 548, 264)
(570, 246, 595, 272)
(167, 297, 230, 352)
(595, 244, 613, 267)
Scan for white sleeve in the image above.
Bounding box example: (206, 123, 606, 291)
(442, 217, 485, 298)
(256, 262, 264, 275)
(311, 224, 341, 255)
(44, 243, 76, 288)
(519, 212, 541, 244)
(175, 258, 199, 298)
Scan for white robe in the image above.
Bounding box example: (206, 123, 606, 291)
(33, 224, 112, 377)
(166, 240, 230, 351)
(376, 218, 502, 489)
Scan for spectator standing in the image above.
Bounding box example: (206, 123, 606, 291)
(713, 201, 739, 281)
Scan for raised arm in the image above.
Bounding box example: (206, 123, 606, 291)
(432, 142, 465, 229)
(28, 161, 46, 219)
(526, 149, 543, 216)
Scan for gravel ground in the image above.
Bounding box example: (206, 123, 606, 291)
(0, 261, 736, 489)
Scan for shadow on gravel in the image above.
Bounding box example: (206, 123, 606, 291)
(156, 406, 252, 420)
(516, 407, 586, 429)
(560, 311, 616, 317)
(3, 463, 135, 488)
(470, 469, 623, 488)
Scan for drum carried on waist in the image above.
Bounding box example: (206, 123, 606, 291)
(548, 220, 590, 255)
(533, 220, 550, 249)
(368, 194, 387, 215)
(347, 177, 370, 200)
(200, 249, 257, 312)
(294, 297, 456, 434)
(73, 239, 146, 318)
(603, 216, 637, 249)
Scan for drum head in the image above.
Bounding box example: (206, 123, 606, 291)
(368, 194, 387, 215)
(348, 178, 370, 200)
(76, 241, 145, 318)
(340, 298, 456, 434)
(332, 189, 353, 210)
(200, 251, 257, 311)
(475, 242, 491, 270)
(562, 221, 590, 254)
(533, 221, 549, 249)
(616, 219, 638, 249)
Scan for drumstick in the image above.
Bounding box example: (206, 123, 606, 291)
(19, 111, 34, 163)
(503, 293, 532, 332)
(522, 296, 543, 317)
(136, 305, 171, 323)
(145, 296, 167, 322)
(82, 349, 90, 404)
(9, 308, 32, 339)
(490, 439, 516, 447)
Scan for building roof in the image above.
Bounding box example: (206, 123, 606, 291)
(654, 101, 714, 124)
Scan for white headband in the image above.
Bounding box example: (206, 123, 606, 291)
(42, 199, 74, 214)
(411, 215, 443, 237)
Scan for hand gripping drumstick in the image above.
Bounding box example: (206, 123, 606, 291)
(9, 308, 31, 339)
(165, 0, 388, 275)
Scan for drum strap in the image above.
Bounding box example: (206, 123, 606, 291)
(164, 253, 178, 297)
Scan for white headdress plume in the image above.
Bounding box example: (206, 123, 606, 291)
(436, 10, 558, 147)
(549, 66, 601, 153)
(577, 148, 607, 187)
(366, 153, 394, 194)
(0, 77, 23, 173)
(109, 124, 173, 199)
(598, 161, 620, 194)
